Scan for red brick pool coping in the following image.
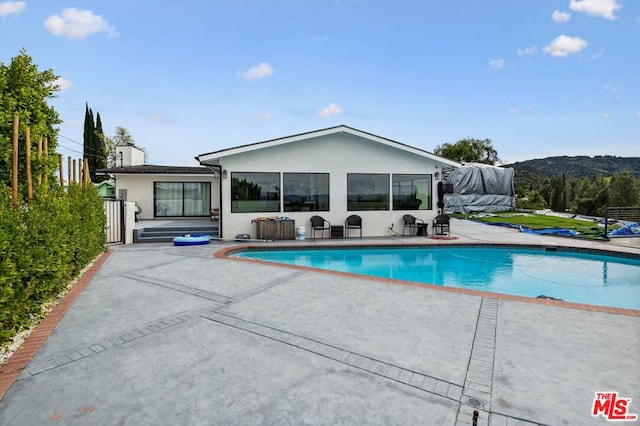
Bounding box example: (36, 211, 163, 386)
(0, 250, 112, 401)
(215, 243, 640, 318)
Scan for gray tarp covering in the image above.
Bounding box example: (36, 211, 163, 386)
(443, 165, 515, 214)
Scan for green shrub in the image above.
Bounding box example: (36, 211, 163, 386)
(0, 184, 105, 346)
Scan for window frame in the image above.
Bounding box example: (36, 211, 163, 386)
(392, 174, 433, 211)
(283, 172, 330, 212)
(153, 181, 211, 217)
(230, 172, 281, 213)
(347, 173, 390, 211)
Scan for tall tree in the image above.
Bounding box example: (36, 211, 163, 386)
(104, 126, 147, 167)
(83, 105, 109, 182)
(93, 112, 108, 181)
(82, 103, 95, 181)
(549, 173, 568, 212)
(0, 49, 61, 194)
(433, 138, 500, 165)
(608, 171, 640, 207)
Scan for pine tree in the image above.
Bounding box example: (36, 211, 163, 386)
(82, 103, 95, 181)
(93, 112, 108, 182)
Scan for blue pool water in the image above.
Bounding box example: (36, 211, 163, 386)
(233, 246, 640, 310)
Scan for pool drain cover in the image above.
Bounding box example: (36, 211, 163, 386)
(466, 397, 483, 408)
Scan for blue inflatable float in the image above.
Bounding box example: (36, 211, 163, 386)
(173, 233, 211, 246)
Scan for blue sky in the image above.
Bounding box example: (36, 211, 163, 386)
(1, 0, 638, 165)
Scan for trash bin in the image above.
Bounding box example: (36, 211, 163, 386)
(296, 226, 306, 240)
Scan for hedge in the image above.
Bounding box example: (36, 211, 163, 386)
(0, 185, 106, 347)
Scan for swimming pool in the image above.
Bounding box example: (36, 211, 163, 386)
(231, 245, 640, 310)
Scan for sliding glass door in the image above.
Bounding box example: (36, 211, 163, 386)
(154, 182, 211, 217)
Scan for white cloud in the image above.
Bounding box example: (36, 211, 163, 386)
(148, 114, 167, 123)
(489, 58, 505, 69)
(238, 62, 274, 81)
(602, 112, 612, 119)
(517, 46, 537, 56)
(317, 102, 343, 118)
(569, 0, 621, 20)
(636, 111, 640, 118)
(44, 8, 117, 39)
(584, 50, 603, 62)
(552, 10, 571, 22)
(259, 113, 271, 121)
(45, 76, 73, 91)
(55, 76, 73, 91)
(543, 35, 588, 57)
(602, 83, 619, 92)
(0, 1, 25, 17)
(507, 106, 520, 113)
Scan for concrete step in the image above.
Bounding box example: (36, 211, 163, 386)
(134, 227, 219, 243)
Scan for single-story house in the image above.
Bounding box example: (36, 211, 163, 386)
(196, 125, 460, 239)
(97, 144, 219, 221)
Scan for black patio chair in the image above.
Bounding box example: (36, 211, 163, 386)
(310, 215, 331, 240)
(432, 214, 450, 235)
(403, 214, 427, 236)
(345, 214, 362, 239)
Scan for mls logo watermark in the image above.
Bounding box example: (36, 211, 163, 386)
(592, 392, 638, 421)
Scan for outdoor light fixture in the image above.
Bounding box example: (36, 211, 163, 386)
(222, 169, 228, 179)
(434, 171, 440, 180)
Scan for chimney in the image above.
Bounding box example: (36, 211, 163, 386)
(116, 144, 144, 167)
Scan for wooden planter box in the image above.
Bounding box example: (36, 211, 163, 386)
(256, 220, 296, 240)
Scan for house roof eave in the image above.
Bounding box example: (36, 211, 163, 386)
(196, 125, 462, 168)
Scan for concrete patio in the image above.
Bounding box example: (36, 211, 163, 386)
(0, 219, 638, 425)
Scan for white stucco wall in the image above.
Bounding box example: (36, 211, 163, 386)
(215, 132, 447, 238)
(115, 145, 145, 167)
(114, 174, 218, 220)
(124, 201, 137, 244)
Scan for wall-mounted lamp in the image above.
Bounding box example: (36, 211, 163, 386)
(434, 172, 440, 180)
(222, 169, 228, 179)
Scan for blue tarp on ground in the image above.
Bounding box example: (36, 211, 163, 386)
(609, 222, 640, 237)
(477, 220, 580, 236)
(479, 221, 521, 229)
(520, 227, 579, 237)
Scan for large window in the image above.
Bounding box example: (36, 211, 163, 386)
(231, 172, 280, 213)
(283, 173, 329, 212)
(347, 173, 390, 211)
(154, 182, 211, 217)
(392, 174, 432, 210)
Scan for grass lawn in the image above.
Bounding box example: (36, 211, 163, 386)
(454, 211, 606, 237)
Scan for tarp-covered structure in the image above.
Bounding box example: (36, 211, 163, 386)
(442, 164, 515, 214)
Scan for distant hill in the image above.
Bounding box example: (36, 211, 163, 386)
(505, 156, 640, 180)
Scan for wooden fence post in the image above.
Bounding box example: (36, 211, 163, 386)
(37, 138, 43, 185)
(43, 137, 48, 187)
(72, 159, 77, 185)
(84, 159, 90, 186)
(12, 114, 19, 209)
(26, 128, 33, 200)
(68, 156, 72, 188)
(58, 154, 64, 187)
